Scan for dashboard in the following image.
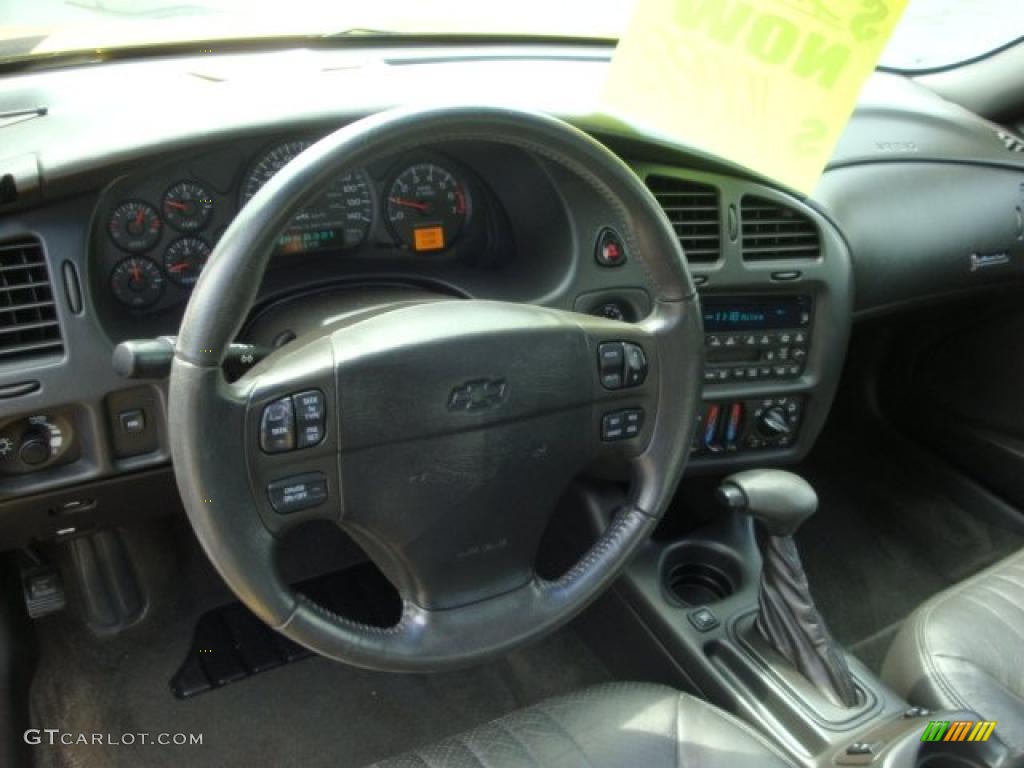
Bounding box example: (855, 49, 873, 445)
(0, 44, 1022, 549)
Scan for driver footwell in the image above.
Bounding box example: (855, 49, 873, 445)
(27, 521, 610, 768)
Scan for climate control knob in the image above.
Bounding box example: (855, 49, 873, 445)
(757, 406, 793, 438)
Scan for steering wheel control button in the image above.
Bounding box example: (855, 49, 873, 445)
(598, 342, 625, 389)
(267, 472, 327, 514)
(259, 397, 296, 453)
(595, 228, 627, 267)
(598, 342, 647, 390)
(601, 411, 625, 441)
(292, 390, 326, 448)
(688, 607, 719, 632)
(623, 343, 647, 386)
(602, 409, 644, 442)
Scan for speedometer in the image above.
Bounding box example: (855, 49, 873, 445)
(240, 141, 374, 253)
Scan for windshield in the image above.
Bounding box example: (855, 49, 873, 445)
(0, 0, 1021, 70)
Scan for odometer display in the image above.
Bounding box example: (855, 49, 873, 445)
(386, 163, 469, 252)
(240, 141, 373, 253)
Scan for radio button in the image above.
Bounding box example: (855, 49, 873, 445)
(793, 347, 807, 361)
(732, 367, 747, 379)
(779, 332, 793, 344)
(758, 366, 772, 378)
(758, 334, 772, 346)
(723, 335, 738, 347)
(743, 335, 757, 346)
(708, 335, 723, 348)
(794, 331, 807, 345)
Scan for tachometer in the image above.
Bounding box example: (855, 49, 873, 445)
(386, 163, 469, 252)
(240, 141, 373, 252)
(163, 181, 214, 233)
(110, 257, 164, 309)
(108, 200, 162, 253)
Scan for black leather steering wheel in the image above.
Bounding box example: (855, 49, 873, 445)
(168, 105, 703, 672)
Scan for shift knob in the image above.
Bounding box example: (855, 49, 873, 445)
(717, 469, 817, 536)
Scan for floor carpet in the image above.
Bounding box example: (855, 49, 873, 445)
(29, 524, 610, 768)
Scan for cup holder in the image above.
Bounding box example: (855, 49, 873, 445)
(663, 543, 743, 607)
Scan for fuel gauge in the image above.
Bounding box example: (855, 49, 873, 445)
(110, 257, 164, 309)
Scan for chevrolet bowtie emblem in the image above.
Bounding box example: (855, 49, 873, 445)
(448, 379, 508, 411)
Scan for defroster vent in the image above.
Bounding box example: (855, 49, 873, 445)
(0, 237, 63, 363)
(741, 196, 820, 261)
(647, 176, 721, 263)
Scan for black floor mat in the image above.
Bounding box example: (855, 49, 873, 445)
(30, 537, 612, 768)
(171, 563, 400, 698)
(794, 421, 1024, 673)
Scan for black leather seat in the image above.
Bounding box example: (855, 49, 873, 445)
(883, 548, 1024, 757)
(367, 682, 793, 767)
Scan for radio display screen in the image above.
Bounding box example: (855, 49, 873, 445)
(702, 295, 811, 331)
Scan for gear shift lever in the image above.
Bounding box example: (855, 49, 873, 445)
(718, 469, 859, 707)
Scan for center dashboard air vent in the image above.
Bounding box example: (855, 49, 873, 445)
(646, 176, 721, 263)
(0, 236, 63, 364)
(741, 196, 820, 262)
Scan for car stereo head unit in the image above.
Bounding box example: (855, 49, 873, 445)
(701, 295, 812, 383)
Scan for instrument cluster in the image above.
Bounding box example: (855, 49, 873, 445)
(97, 139, 476, 313)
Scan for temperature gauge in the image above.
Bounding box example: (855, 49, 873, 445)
(110, 257, 164, 309)
(163, 237, 211, 287)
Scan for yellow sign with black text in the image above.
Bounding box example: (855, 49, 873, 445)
(604, 0, 909, 194)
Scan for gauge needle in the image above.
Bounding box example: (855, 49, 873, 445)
(130, 262, 142, 282)
(167, 263, 189, 273)
(389, 197, 430, 212)
(165, 200, 188, 211)
(135, 208, 146, 227)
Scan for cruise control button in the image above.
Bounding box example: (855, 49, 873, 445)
(267, 472, 327, 514)
(260, 397, 295, 453)
(623, 343, 647, 386)
(293, 389, 326, 448)
(598, 342, 625, 390)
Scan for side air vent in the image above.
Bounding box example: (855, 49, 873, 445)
(995, 129, 1024, 153)
(0, 237, 63, 363)
(741, 196, 820, 261)
(647, 176, 721, 263)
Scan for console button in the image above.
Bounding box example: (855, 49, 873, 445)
(688, 607, 719, 632)
(293, 390, 326, 448)
(118, 409, 146, 434)
(267, 472, 327, 514)
(260, 397, 295, 453)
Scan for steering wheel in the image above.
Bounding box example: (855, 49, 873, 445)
(168, 106, 703, 672)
